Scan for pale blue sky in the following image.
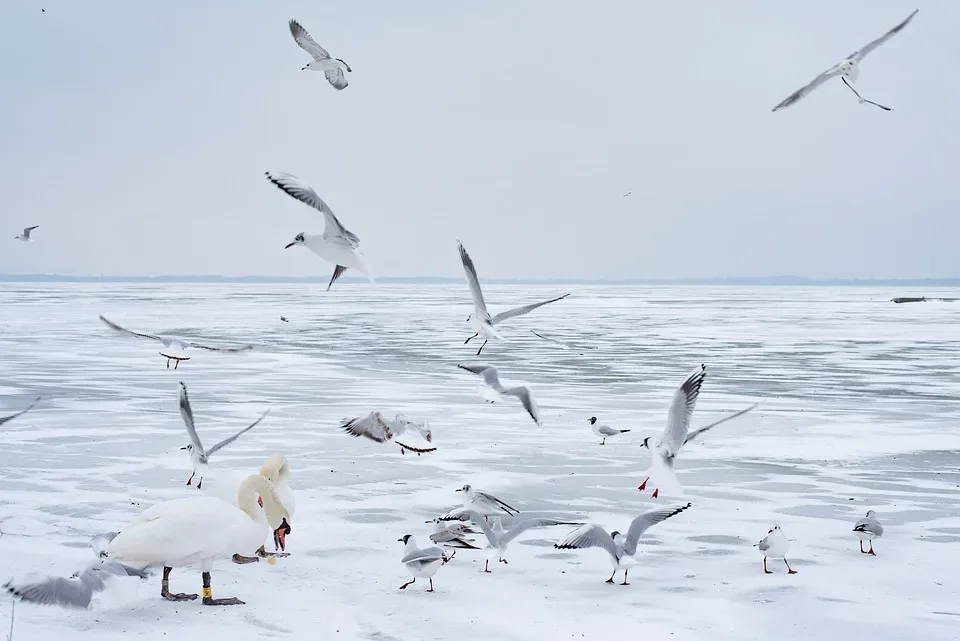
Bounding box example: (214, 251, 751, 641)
(1, 1, 955, 279)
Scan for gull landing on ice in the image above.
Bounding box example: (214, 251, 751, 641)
(772, 9, 918, 113)
(288, 19, 352, 90)
(98, 315, 253, 369)
(339, 411, 436, 455)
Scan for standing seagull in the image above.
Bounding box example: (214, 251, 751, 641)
(178, 382, 269, 490)
(265, 171, 373, 291)
(853, 510, 884, 555)
(555, 503, 692, 585)
(397, 535, 449, 593)
(458, 241, 569, 355)
(772, 9, 919, 112)
(454, 484, 520, 518)
(99, 315, 253, 369)
(755, 525, 798, 575)
(339, 411, 436, 455)
(457, 364, 541, 426)
(287, 19, 352, 90)
(13, 225, 39, 242)
(0, 397, 40, 428)
(588, 416, 630, 445)
(638, 364, 758, 498)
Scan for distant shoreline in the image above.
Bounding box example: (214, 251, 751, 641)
(1, 274, 958, 287)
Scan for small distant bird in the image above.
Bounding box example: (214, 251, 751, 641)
(772, 9, 919, 113)
(280, 316, 289, 323)
(0, 397, 40, 428)
(588, 416, 630, 445)
(288, 19, 352, 90)
(853, 510, 884, 555)
(622, 191, 632, 198)
(14, 225, 39, 242)
(458, 241, 569, 355)
(457, 364, 541, 426)
(398, 535, 449, 592)
(178, 382, 269, 490)
(754, 525, 797, 575)
(339, 411, 436, 455)
(99, 315, 253, 369)
(265, 171, 374, 291)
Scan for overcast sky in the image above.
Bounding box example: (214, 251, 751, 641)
(0, 1, 955, 279)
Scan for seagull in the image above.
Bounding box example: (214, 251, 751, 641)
(457, 364, 541, 426)
(772, 9, 919, 112)
(554, 503, 692, 585)
(398, 535, 449, 592)
(457, 241, 569, 355)
(853, 510, 884, 555)
(265, 171, 373, 291)
(3, 559, 150, 609)
(622, 192, 631, 198)
(429, 522, 482, 555)
(459, 509, 578, 573)
(455, 484, 520, 518)
(339, 411, 436, 455)
(588, 416, 630, 445)
(288, 19, 351, 90)
(0, 397, 40, 428)
(280, 316, 289, 323)
(98, 315, 253, 369)
(530, 330, 597, 353)
(178, 382, 269, 490)
(638, 364, 759, 498)
(13, 225, 39, 242)
(754, 525, 797, 574)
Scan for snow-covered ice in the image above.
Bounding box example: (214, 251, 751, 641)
(1, 283, 959, 640)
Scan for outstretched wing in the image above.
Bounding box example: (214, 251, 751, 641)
(457, 241, 489, 317)
(475, 490, 520, 516)
(178, 382, 206, 455)
(684, 402, 759, 445)
(325, 67, 348, 90)
(554, 524, 618, 560)
(3, 561, 149, 610)
(849, 9, 919, 62)
(505, 386, 541, 426)
(501, 518, 580, 545)
(340, 411, 395, 443)
(206, 410, 270, 457)
(187, 342, 254, 353)
(659, 364, 706, 455)
(492, 293, 570, 325)
(622, 503, 692, 555)
(99, 315, 164, 343)
(264, 171, 359, 245)
(0, 396, 40, 427)
(771, 66, 842, 112)
(288, 19, 331, 60)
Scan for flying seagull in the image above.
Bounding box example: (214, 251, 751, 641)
(457, 364, 541, 426)
(14, 225, 39, 242)
(98, 315, 253, 369)
(265, 171, 374, 291)
(458, 240, 569, 355)
(4, 559, 150, 609)
(288, 19, 352, 90)
(458, 509, 579, 573)
(0, 397, 41, 428)
(340, 411, 437, 455)
(772, 9, 919, 112)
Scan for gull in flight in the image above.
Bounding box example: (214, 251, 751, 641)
(457, 364, 541, 426)
(588, 416, 630, 445)
(398, 535, 450, 593)
(853, 510, 884, 555)
(13, 225, 39, 242)
(458, 241, 569, 355)
(178, 382, 269, 490)
(265, 171, 373, 291)
(555, 503, 692, 585)
(754, 525, 798, 575)
(622, 192, 632, 198)
(772, 9, 919, 112)
(4, 557, 150, 609)
(288, 19, 351, 90)
(530, 329, 597, 354)
(98, 315, 253, 369)
(0, 397, 40, 428)
(280, 315, 289, 323)
(339, 411, 436, 455)
(458, 509, 579, 573)
(638, 364, 759, 498)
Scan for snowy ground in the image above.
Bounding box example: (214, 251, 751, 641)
(1, 283, 959, 640)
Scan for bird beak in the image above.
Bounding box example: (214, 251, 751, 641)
(397, 537, 404, 542)
(284, 242, 296, 249)
(767, 529, 774, 534)
(258, 496, 264, 508)
(454, 488, 462, 492)
(179, 446, 188, 450)
(426, 434, 432, 443)
(274, 523, 289, 552)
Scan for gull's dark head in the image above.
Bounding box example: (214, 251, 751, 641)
(641, 437, 652, 449)
(610, 530, 621, 539)
(588, 417, 597, 425)
(285, 233, 305, 249)
(456, 484, 470, 493)
(398, 534, 412, 544)
(181, 444, 193, 452)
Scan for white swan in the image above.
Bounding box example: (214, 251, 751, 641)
(5, 474, 290, 608)
(258, 453, 295, 553)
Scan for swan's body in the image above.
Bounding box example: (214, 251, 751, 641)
(398, 535, 449, 592)
(258, 453, 295, 552)
(853, 510, 884, 555)
(755, 525, 797, 575)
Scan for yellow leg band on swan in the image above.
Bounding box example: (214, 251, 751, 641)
(202, 587, 212, 599)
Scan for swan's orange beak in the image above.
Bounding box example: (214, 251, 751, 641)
(284, 242, 296, 249)
(274, 518, 291, 552)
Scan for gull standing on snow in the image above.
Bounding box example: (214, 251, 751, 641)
(178, 382, 269, 490)
(397, 535, 449, 593)
(265, 171, 373, 291)
(98, 315, 253, 369)
(638, 364, 759, 498)
(853, 510, 884, 555)
(340, 411, 436, 455)
(288, 19, 352, 90)
(458, 241, 569, 355)
(588, 416, 630, 445)
(459, 509, 579, 573)
(457, 364, 542, 426)
(554, 503, 692, 585)
(13, 225, 39, 242)
(755, 524, 798, 574)
(0, 397, 40, 428)
(772, 9, 919, 112)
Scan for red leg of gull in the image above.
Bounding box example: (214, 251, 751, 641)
(651, 488, 659, 499)
(868, 542, 876, 556)
(638, 478, 648, 492)
(785, 559, 797, 574)
(186, 470, 195, 486)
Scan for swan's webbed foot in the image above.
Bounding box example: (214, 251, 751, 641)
(255, 545, 289, 558)
(161, 567, 197, 601)
(232, 553, 260, 565)
(203, 595, 245, 606)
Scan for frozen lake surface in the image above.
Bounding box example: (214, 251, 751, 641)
(1, 283, 959, 640)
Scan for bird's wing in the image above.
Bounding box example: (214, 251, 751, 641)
(3, 561, 149, 610)
(24, 225, 39, 235)
(853, 518, 884, 536)
(457, 241, 489, 317)
(475, 490, 520, 516)
(177, 382, 206, 455)
(98, 315, 164, 343)
(505, 386, 541, 426)
(325, 67, 348, 90)
(758, 536, 772, 552)
(458, 363, 495, 379)
(500, 518, 579, 545)
(459, 508, 498, 545)
(0, 396, 40, 427)
(435, 506, 472, 521)
(492, 294, 571, 325)
(401, 546, 447, 564)
(340, 411, 394, 443)
(187, 341, 254, 353)
(771, 65, 843, 112)
(849, 9, 919, 61)
(264, 171, 360, 245)
(529, 329, 570, 348)
(554, 524, 618, 559)
(659, 364, 706, 455)
(288, 19, 330, 60)
(596, 424, 620, 436)
(683, 402, 759, 445)
(206, 410, 270, 457)
(622, 502, 692, 555)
